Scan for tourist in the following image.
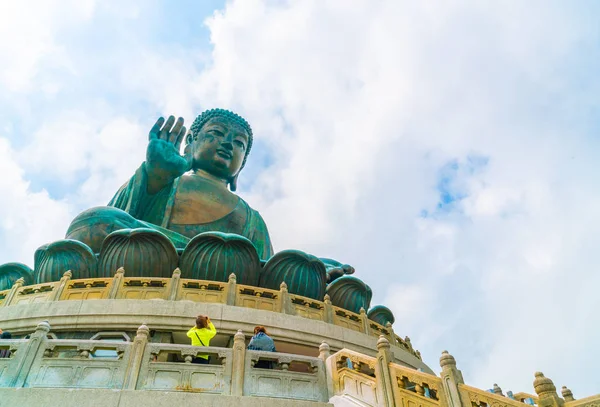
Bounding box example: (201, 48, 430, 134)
(248, 326, 276, 369)
(0, 331, 12, 358)
(186, 315, 217, 364)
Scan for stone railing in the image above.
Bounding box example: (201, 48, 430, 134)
(564, 394, 600, 407)
(324, 341, 599, 407)
(0, 269, 420, 359)
(0, 321, 598, 407)
(0, 321, 329, 402)
(460, 384, 528, 407)
(326, 336, 441, 407)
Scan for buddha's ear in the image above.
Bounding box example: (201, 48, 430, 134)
(229, 174, 239, 192)
(183, 142, 192, 159)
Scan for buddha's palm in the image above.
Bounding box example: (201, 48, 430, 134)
(146, 116, 190, 193)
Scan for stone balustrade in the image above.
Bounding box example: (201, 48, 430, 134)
(0, 269, 420, 359)
(0, 321, 598, 407)
(0, 321, 329, 402)
(460, 384, 530, 407)
(326, 339, 444, 407)
(564, 394, 600, 407)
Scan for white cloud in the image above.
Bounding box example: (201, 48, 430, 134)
(0, 138, 73, 263)
(0, 0, 96, 92)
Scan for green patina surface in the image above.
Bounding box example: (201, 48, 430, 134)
(65, 109, 273, 260)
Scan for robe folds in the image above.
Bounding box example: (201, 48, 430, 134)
(108, 163, 273, 260)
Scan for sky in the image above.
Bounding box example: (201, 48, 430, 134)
(1, 0, 599, 396)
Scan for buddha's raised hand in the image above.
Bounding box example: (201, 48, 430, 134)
(146, 116, 191, 194)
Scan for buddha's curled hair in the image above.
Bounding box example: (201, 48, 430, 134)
(189, 108, 253, 169)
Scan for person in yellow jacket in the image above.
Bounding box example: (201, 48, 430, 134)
(186, 314, 217, 364)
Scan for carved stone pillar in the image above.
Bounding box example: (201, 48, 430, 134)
(534, 372, 564, 407)
(231, 329, 246, 396)
(385, 322, 396, 343)
(4, 277, 25, 306)
(360, 307, 370, 335)
(168, 268, 181, 301)
(279, 281, 294, 315)
(439, 351, 467, 407)
(108, 267, 125, 299)
(50, 271, 72, 301)
(561, 386, 575, 402)
(318, 342, 333, 399)
(323, 294, 334, 323)
(319, 341, 331, 362)
(226, 273, 237, 305)
(6, 320, 51, 387)
(375, 336, 396, 407)
(123, 324, 150, 389)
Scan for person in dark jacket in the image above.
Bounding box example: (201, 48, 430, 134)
(0, 331, 12, 358)
(247, 326, 276, 369)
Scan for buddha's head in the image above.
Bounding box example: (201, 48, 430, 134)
(186, 109, 253, 191)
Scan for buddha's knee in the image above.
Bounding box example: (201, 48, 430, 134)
(66, 206, 141, 253)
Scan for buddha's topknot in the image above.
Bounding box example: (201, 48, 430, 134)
(189, 108, 253, 168)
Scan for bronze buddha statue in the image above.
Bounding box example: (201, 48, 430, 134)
(66, 109, 273, 260)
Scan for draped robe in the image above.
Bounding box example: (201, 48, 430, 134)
(104, 163, 273, 260)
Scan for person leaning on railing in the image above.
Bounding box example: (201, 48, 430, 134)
(248, 326, 276, 369)
(186, 315, 217, 364)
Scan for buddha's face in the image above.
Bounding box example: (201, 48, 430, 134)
(190, 117, 249, 180)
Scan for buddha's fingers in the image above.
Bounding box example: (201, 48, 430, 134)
(159, 115, 176, 140)
(174, 125, 186, 151)
(169, 117, 185, 144)
(149, 117, 165, 140)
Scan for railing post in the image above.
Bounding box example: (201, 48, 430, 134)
(4, 277, 25, 306)
(323, 294, 334, 323)
(319, 342, 333, 400)
(226, 273, 237, 306)
(561, 386, 575, 402)
(534, 372, 565, 407)
(168, 268, 181, 301)
(279, 282, 294, 315)
(50, 271, 72, 301)
(375, 336, 396, 407)
(108, 267, 125, 299)
(123, 324, 150, 390)
(405, 336, 414, 354)
(385, 322, 396, 343)
(319, 341, 331, 362)
(7, 320, 51, 387)
(439, 350, 467, 407)
(231, 329, 246, 396)
(360, 307, 370, 335)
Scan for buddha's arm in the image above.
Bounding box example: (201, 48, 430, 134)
(108, 163, 174, 226)
(145, 162, 181, 195)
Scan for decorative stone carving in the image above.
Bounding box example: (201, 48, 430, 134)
(367, 305, 395, 326)
(34, 239, 97, 283)
(260, 250, 327, 300)
(179, 232, 261, 285)
(0, 262, 34, 290)
(326, 275, 372, 314)
(97, 228, 178, 278)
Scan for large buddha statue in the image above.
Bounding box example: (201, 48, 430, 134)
(66, 109, 273, 260)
